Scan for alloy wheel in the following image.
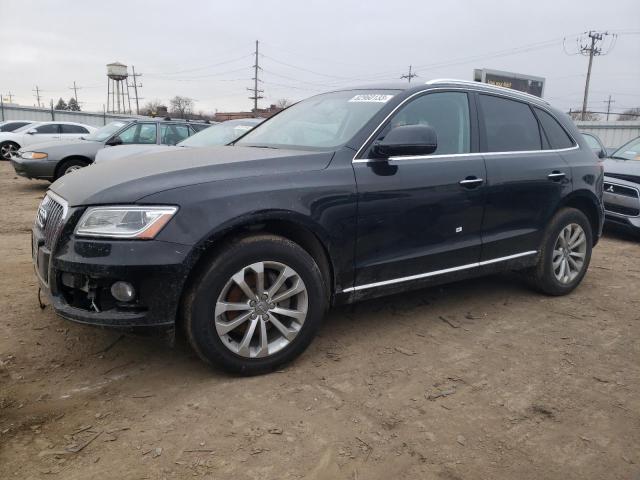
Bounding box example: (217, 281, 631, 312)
(0, 143, 18, 160)
(214, 261, 308, 358)
(552, 223, 587, 284)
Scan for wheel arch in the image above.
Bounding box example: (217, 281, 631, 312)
(177, 212, 336, 327)
(55, 155, 92, 178)
(557, 190, 602, 246)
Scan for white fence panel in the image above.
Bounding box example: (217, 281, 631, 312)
(575, 121, 640, 149)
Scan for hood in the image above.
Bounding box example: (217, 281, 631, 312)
(603, 158, 640, 181)
(23, 138, 103, 155)
(95, 144, 178, 163)
(50, 145, 334, 206)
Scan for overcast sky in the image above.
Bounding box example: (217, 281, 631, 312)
(1, 0, 638, 116)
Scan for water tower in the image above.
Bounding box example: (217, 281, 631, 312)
(106, 62, 132, 114)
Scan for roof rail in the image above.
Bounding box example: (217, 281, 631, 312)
(425, 78, 549, 105)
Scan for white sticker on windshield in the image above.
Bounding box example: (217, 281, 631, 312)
(348, 94, 394, 103)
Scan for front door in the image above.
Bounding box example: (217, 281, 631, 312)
(352, 91, 486, 290)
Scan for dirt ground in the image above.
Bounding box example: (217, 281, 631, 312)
(0, 161, 638, 480)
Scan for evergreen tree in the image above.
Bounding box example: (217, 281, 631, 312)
(54, 98, 68, 110)
(68, 97, 81, 111)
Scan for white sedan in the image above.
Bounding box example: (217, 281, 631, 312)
(0, 121, 96, 160)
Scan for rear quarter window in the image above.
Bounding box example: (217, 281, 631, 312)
(534, 108, 575, 150)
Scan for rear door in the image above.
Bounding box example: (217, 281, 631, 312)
(160, 123, 191, 145)
(353, 90, 486, 288)
(478, 94, 573, 261)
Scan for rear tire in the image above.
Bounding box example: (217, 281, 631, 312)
(55, 158, 87, 179)
(183, 234, 327, 375)
(528, 207, 593, 295)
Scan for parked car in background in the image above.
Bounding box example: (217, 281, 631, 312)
(94, 118, 261, 163)
(0, 120, 34, 133)
(33, 80, 603, 375)
(602, 136, 640, 235)
(11, 118, 205, 180)
(0, 121, 95, 160)
(581, 132, 607, 159)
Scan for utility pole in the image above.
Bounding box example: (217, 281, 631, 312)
(579, 31, 614, 121)
(400, 65, 418, 83)
(69, 81, 81, 103)
(5, 92, 13, 104)
(33, 86, 42, 108)
(130, 66, 143, 115)
(604, 95, 615, 121)
(247, 40, 263, 116)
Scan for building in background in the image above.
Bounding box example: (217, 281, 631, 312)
(213, 104, 283, 122)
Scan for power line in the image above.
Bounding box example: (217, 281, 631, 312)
(247, 40, 264, 114)
(69, 81, 81, 104)
(400, 65, 418, 83)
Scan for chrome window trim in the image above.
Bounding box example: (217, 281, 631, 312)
(425, 79, 550, 105)
(342, 250, 537, 293)
(351, 86, 579, 163)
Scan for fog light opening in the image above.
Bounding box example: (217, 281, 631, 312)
(111, 281, 136, 302)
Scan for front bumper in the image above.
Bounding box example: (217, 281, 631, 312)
(34, 223, 194, 328)
(12, 158, 58, 180)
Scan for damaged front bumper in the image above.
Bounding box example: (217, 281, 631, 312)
(34, 224, 193, 329)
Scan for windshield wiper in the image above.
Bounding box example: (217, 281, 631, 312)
(610, 155, 629, 160)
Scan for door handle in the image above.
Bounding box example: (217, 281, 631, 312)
(459, 177, 484, 188)
(547, 171, 566, 181)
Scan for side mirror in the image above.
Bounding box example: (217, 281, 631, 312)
(598, 149, 606, 159)
(371, 124, 438, 159)
(26, 129, 37, 135)
(106, 136, 122, 146)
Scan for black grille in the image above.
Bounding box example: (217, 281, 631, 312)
(605, 172, 640, 185)
(603, 182, 639, 199)
(605, 203, 640, 216)
(37, 194, 66, 249)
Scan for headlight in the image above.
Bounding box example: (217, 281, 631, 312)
(21, 151, 48, 159)
(75, 206, 178, 239)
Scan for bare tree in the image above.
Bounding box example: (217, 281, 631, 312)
(169, 96, 194, 119)
(139, 99, 167, 117)
(276, 98, 292, 109)
(569, 109, 600, 121)
(617, 107, 640, 121)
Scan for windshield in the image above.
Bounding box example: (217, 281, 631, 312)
(236, 90, 400, 150)
(179, 120, 261, 147)
(85, 121, 128, 142)
(611, 137, 640, 160)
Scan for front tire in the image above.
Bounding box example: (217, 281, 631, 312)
(184, 234, 327, 375)
(529, 207, 593, 295)
(55, 158, 87, 179)
(0, 141, 20, 160)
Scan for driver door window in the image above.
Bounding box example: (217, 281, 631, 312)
(372, 92, 471, 156)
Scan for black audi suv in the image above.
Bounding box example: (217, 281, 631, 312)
(33, 79, 604, 374)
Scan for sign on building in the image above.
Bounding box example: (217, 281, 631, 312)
(473, 69, 545, 97)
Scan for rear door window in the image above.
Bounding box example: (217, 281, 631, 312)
(35, 124, 60, 134)
(61, 124, 89, 134)
(479, 95, 541, 152)
(534, 108, 575, 150)
(117, 123, 157, 144)
(160, 124, 191, 145)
